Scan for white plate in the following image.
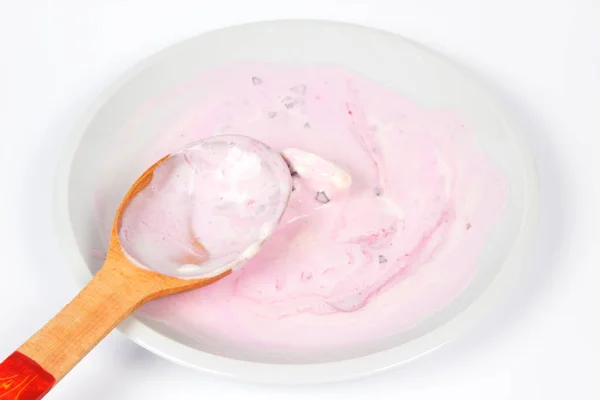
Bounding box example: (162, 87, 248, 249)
(54, 20, 538, 384)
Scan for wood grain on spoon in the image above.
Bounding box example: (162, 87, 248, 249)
(0, 155, 230, 399)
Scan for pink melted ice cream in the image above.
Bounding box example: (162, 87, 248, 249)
(96, 64, 508, 352)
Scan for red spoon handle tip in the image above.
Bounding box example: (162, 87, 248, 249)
(0, 352, 55, 400)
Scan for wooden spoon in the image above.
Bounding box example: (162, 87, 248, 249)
(0, 137, 291, 399)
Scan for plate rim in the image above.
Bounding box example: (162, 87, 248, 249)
(53, 19, 539, 384)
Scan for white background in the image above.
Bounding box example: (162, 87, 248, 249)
(0, 1, 598, 399)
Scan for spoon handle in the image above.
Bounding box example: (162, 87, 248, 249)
(0, 259, 151, 399)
